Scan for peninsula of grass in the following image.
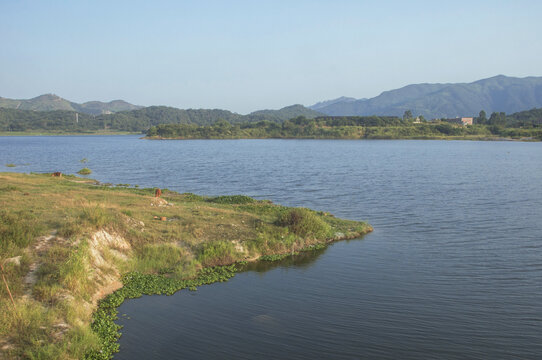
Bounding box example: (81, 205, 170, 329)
(0, 172, 372, 359)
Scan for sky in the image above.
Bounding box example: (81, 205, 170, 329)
(1, 0, 541, 114)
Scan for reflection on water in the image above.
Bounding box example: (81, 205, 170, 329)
(240, 247, 329, 273)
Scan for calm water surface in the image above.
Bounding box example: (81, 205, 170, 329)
(1, 136, 541, 359)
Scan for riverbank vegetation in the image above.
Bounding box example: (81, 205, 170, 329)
(0, 172, 371, 358)
(145, 114, 542, 141)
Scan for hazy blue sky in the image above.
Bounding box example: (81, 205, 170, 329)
(1, 0, 541, 113)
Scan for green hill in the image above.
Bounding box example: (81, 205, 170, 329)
(0, 94, 142, 115)
(0, 104, 322, 133)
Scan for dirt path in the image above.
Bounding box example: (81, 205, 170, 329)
(23, 230, 57, 299)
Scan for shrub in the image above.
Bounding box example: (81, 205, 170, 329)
(197, 240, 240, 267)
(77, 168, 92, 175)
(277, 208, 331, 239)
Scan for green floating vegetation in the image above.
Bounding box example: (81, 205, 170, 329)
(85, 264, 238, 359)
(77, 167, 92, 175)
(5, 163, 16, 167)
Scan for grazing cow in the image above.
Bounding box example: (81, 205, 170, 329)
(51, 172, 62, 177)
(155, 188, 162, 197)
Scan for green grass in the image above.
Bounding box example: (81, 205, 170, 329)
(0, 210, 43, 258)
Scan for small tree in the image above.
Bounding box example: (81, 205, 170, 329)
(477, 110, 487, 125)
(403, 110, 413, 121)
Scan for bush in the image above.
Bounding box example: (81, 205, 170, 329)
(277, 208, 331, 239)
(197, 241, 240, 267)
(77, 168, 92, 175)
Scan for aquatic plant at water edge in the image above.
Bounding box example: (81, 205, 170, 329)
(78, 167, 92, 175)
(85, 265, 238, 359)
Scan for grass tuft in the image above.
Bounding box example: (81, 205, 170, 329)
(77, 168, 92, 175)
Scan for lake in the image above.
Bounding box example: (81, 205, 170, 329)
(1, 136, 541, 359)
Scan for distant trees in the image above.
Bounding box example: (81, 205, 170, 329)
(476, 110, 487, 124)
(475, 110, 507, 126)
(403, 110, 413, 121)
(506, 108, 542, 127)
(488, 112, 506, 126)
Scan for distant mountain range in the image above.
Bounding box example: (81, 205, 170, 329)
(309, 75, 542, 119)
(0, 94, 143, 115)
(3, 75, 542, 132)
(0, 93, 323, 123)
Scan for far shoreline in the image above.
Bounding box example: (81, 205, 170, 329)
(144, 135, 540, 142)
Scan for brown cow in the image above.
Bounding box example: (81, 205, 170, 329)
(155, 188, 162, 197)
(51, 172, 62, 177)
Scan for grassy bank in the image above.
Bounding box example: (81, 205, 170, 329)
(0, 172, 372, 358)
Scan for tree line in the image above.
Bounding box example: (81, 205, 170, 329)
(146, 115, 542, 140)
(1, 106, 541, 138)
